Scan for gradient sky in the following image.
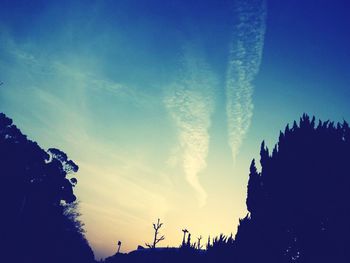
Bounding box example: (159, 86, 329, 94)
(1, 0, 350, 259)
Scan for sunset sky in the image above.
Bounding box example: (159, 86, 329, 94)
(1, 0, 350, 259)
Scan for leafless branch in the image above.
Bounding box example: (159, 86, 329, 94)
(146, 218, 165, 248)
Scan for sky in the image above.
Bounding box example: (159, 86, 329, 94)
(1, 0, 350, 259)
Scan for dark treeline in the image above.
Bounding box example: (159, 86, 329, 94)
(1, 112, 350, 263)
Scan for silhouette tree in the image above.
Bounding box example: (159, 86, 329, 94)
(145, 218, 165, 248)
(235, 114, 350, 263)
(181, 229, 189, 246)
(0, 113, 94, 263)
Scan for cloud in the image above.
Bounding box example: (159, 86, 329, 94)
(164, 46, 217, 207)
(0, 32, 155, 112)
(0, 35, 172, 256)
(226, 0, 267, 162)
(53, 62, 157, 108)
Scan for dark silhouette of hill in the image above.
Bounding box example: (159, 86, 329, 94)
(0, 113, 95, 263)
(104, 247, 204, 263)
(103, 234, 235, 263)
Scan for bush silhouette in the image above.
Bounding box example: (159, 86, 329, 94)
(0, 113, 94, 263)
(235, 114, 350, 263)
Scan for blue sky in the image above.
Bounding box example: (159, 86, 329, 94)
(1, 0, 350, 259)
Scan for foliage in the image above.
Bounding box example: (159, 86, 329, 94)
(0, 113, 94, 263)
(235, 114, 350, 263)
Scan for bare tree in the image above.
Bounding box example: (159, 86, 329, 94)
(145, 218, 165, 248)
(181, 229, 188, 246)
(197, 235, 203, 249)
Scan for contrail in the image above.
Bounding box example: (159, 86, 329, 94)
(226, 0, 267, 163)
(165, 46, 216, 207)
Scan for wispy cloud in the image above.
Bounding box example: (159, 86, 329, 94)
(0, 33, 155, 111)
(226, 0, 267, 162)
(0, 35, 172, 255)
(53, 62, 157, 108)
(164, 46, 217, 207)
